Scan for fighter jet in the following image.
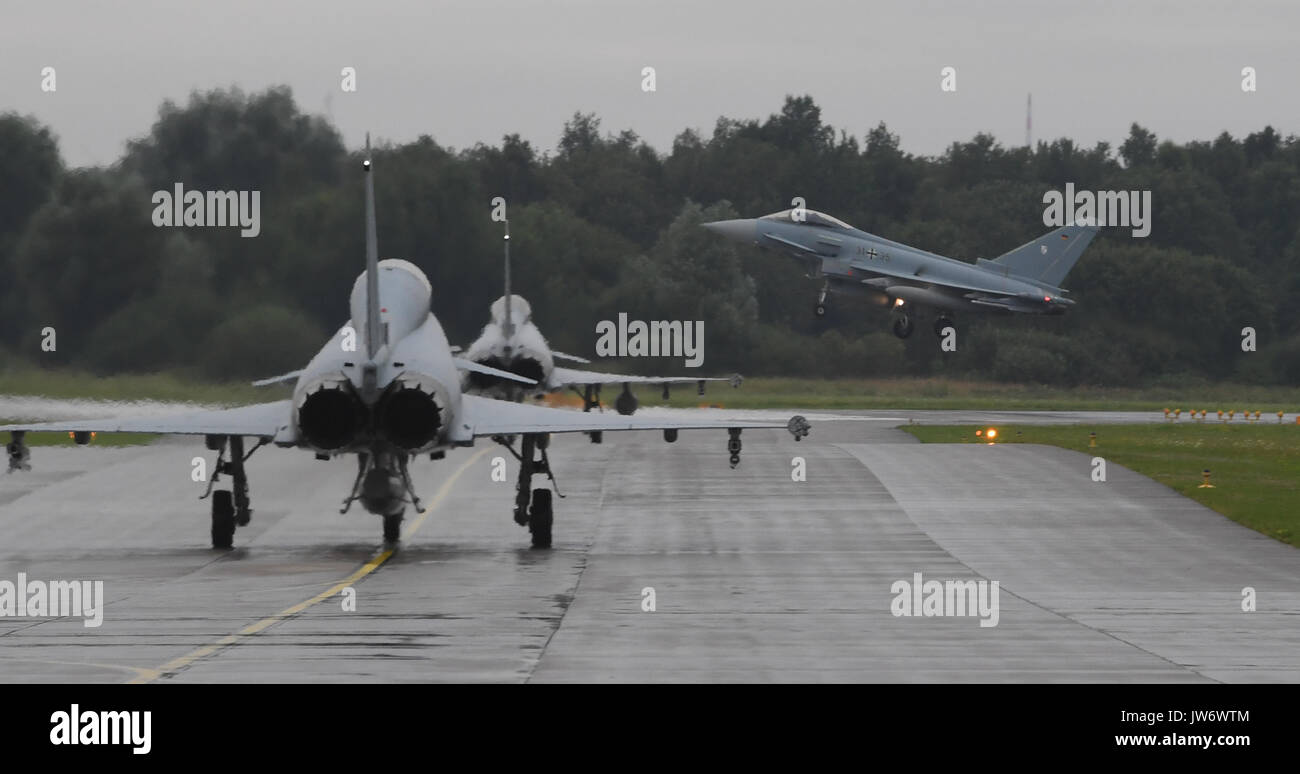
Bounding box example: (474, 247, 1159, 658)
(703, 209, 1099, 338)
(2, 139, 810, 550)
(458, 220, 741, 420)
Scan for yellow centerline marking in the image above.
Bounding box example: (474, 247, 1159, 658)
(129, 447, 490, 683)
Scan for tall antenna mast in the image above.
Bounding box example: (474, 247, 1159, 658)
(1026, 93, 1033, 149)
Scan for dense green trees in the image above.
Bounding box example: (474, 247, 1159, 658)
(1, 88, 1297, 385)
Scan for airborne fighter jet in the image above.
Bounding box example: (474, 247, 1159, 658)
(2, 140, 809, 550)
(703, 209, 1099, 338)
(458, 221, 741, 421)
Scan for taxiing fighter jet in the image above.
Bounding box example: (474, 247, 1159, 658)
(458, 220, 741, 419)
(704, 209, 1099, 338)
(2, 139, 809, 550)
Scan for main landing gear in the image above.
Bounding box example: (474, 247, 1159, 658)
(493, 433, 564, 549)
(201, 435, 267, 549)
(6, 431, 30, 473)
(490, 420, 810, 549)
(570, 384, 604, 444)
(814, 281, 829, 317)
(933, 315, 954, 336)
(891, 313, 914, 339)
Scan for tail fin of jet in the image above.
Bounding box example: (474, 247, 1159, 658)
(363, 133, 382, 360)
(980, 224, 1100, 289)
(501, 219, 513, 339)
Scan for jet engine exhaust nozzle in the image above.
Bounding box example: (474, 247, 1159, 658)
(296, 379, 367, 452)
(377, 375, 443, 451)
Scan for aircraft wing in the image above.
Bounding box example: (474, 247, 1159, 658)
(549, 366, 740, 391)
(454, 358, 538, 385)
(458, 394, 803, 438)
(845, 260, 1015, 297)
(0, 400, 293, 439)
(251, 370, 303, 387)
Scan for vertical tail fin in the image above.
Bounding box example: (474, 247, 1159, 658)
(502, 219, 513, 339)
(982, 224, 1099, 288)
(363, 134, 382, 360)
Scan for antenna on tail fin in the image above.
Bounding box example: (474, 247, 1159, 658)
(363, 133, 382, 360)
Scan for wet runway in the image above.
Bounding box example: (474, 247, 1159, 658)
(1, 413, 1296, 683)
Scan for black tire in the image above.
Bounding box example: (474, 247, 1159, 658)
(814, 304, 826, 317)
(892, 315, 914, 339)
(529, 488, 553, 549)
(934, 316, 953, 336)
(383, 512, 404, 543)
(211, 490, 235, 549)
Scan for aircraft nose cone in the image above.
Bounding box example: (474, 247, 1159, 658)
(701, 219, 756, 244)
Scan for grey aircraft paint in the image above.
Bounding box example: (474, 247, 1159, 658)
(704, 209, 1099, 339)
(2, 144, 808, 550)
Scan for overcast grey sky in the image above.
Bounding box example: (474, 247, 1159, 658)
(3, 0, 1297, 167)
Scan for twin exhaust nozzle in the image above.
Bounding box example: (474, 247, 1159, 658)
(296, 373, 443, 453)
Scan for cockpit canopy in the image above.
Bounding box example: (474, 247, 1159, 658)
(759, 209, 854, 230)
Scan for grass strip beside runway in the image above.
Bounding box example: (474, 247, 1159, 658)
(0, 420, 155, 447)
(904, 423, 1300, 547)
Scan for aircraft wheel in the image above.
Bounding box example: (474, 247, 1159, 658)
(529, 488, 553, 549)
(934, 316, 954, 336)
(892, 314, 914, 339)
(383, 511, 404, 543)
(814, 303, 826, 317)
(211, 490, 235, 549)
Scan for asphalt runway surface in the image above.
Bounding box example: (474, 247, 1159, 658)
(1, 410, 1296, 683)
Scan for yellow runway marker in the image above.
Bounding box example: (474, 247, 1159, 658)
(129, 447, 490, 684)
(0, 656, 160, 682)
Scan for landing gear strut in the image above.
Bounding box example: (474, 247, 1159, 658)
(494, 433, 564, 548)
(340, 451, 422, 542)
(934, 315, 954, 336)
(814, 281, 828, 317)
(571, 383, 601, 413)
(6, 431, 30, 473)
(383, 511, 404, 543)
(569, 385, 604, 443)
(200, 435, 265, 549)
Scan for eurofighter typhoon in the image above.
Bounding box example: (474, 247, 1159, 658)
(2, 139, 809, 549)
(704, 209, 1099, 338)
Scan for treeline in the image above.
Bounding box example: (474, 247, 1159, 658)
(1, 87, 1298, 386)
